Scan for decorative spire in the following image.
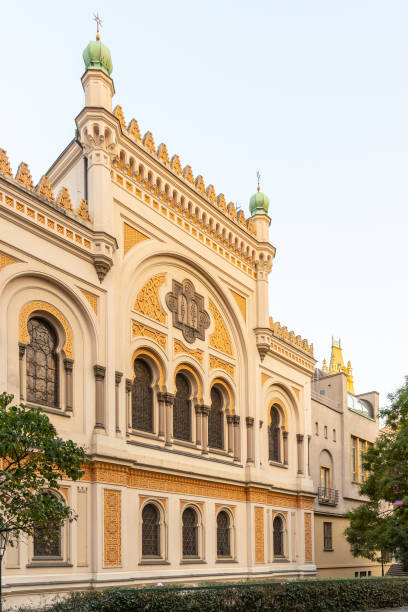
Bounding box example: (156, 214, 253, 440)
(82, 15, 113, 76)
(322, 358, 328, 373)
(0, 149, 12, 177)
(93, 12, 102, 41)
(249, 171, 269, 216)
(57, 187, 73, 211)
(257, 170, 261, 192)
(77, 198, 91, 222)
(36, 175, 55, 202)
(15, 162, 34, 190)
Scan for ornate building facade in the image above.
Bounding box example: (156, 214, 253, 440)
(0, 37, 319, 604)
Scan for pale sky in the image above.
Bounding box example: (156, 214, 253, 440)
(2, 1, 407, 406)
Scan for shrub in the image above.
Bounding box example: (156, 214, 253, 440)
(10, 576, 408, 612)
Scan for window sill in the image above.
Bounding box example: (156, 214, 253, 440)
(130, 429, 159, 441)
(323, 548, 334, 552)
(269, 461, 288, 469)
(27, 561, 73, 568)
(180, 559, 206, 564)
(216, 558, 237, 563)
(273, 557, 290, 563)
(138, 560, 170, 565)
(26, 404, 71, 418)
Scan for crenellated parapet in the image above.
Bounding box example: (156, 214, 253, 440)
(269, 317, 314, 357)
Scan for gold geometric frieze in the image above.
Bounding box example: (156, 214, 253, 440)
(19, 300, 73, 359)
(131, 320, 167, 351)
(140, 495, 167, 509)
(209, 300, 232, 356)
(229, 289, 246, 322)
(124, 222, 149, 255)
(304, 512, 313, 562)
(103, 489, 122, 567)
(209, 354, 234, 379)
(0, 252, 18, 271)
(80, 289, 98, 315)
(174, 339, 203, 365)
(254, 506, 265, 563)
(133, 274, 167, 324)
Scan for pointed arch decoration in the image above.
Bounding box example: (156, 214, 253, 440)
(133, 274, 167, 324)
(19, 301, 73, 359)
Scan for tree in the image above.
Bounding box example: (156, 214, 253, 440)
(345, 376, 408, 569)
(0, 392, 86, 550)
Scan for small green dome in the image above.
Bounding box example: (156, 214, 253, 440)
(249, 190, 270, 216)
(83, 40, 113, 77)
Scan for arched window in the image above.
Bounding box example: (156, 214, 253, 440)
(142, 503, 160, 557)
(173, 373, 191, 441)
(182, 507, 198, 557)
(209, 386, 224, 449)
(132, 358, 154, 432)
(33, 492, 62, 559)
(273, 515, 284, 557)
(217, 510, 231, 557)
(26, 317, 58, 408)
(268, 405, 281, 462)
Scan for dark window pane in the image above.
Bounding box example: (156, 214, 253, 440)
(217, 511, 231, 557)
(209, 387, 224, 450)
(173, 374, 191, 441)
(26, 318, 58, 408)
(142, 504, 160, 557)
(132, 359, 153, 432)
(324, 522, 333, 550)
(182, 508, 198, 557)
(273, 516, 284, 556)
(268, 406, 281, 462)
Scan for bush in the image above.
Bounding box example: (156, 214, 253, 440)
(11, 576, 408, 612)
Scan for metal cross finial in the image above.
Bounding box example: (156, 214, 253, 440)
(93, 12, 102, 40)
(256, 170, 261, 192)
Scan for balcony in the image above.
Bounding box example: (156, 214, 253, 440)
(318, 487, 339, 506)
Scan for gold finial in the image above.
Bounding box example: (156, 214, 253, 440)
(256, 170, 261, 192)
(93, 12, 102, 40)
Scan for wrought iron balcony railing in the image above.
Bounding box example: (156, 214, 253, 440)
(318, 487, 339, 506)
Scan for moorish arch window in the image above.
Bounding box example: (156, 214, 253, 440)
(132, 358, 154, 432)
(209, 386, 224, 450)
(26, 317, 59, 408)
(217, 510, 231, 558)
(142, 503, 161, 557)
(273, 515, 285, 557)
(173, 373, 191, 441)
(182, 507, 199, 558)
(33, 491, 64, 560)
(268, 405, 282, 463)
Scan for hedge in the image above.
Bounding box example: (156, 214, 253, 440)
(12, 576, 408, 612)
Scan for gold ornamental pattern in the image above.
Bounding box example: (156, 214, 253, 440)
(209, 300, 232, 356)
(103, 489, 122, 567)
(0, 252, 17, 271)
(132, 320, 167, 351)
(174, 339, 203, 365)
(19, 300, 73, 359)
(254, 506, 265, 563)
(209, 355, 234, 379)
(133, 274, 167, 324)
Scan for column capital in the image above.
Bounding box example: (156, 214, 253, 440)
(282, 430, 289, 440)
(115, 371, 123, 385)
(18, 342, 26, 359)
(64, 358, 74, 373)
(246, 416, 254, 427)
(125, 378, 132, 392)
(200, 404, 210, 416)
(259, 420, 264, 429)
(226, 414, 234, 424)
(296, 433, 304, 442)
(232, 415, 240, 426)
(93, 364, 106, 380)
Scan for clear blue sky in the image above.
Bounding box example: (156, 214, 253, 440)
(2, 1, 408, 405)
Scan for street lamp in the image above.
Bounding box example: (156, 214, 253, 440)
(0, 528, 10, 612)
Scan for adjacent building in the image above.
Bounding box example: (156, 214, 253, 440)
(310, 339, 382, 578)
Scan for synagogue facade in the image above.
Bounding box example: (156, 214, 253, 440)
(0, 36, 348, 604)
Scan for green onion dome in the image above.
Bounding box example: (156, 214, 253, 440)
(249, 189, 270, 216)
(83, 39, 113, 77)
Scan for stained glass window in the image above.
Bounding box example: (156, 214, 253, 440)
(268, 405, 281, 462)
(209, 387, 224, 449)
(132, 359, 153, 432)
(217, 511, 231, 557)
(182, 507, 198, 557)
(173, 373, 191, 441)
(273, 516, 284, 556)
(142, 504, 160, 557)
(26, 317, 58, 408)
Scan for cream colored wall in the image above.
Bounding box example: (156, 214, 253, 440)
(314, 515, 383, 578)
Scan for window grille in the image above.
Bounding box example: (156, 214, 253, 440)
(142, 504, 160, 557)
(132, 359, 153, 432)
(26, 318, 58, 408)
(182, 507, 198, 557)
(273, 516, 284, 556)
(209, 387, 224, 449)
(173, 373, 191, 441)
(268, 405, 281, 462)
(217, 511, 231, 557)
(323, 521, 333, 550)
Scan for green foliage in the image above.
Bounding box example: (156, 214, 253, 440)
(345, 375, 408, 569)
(12, 577, 408, 612)
(0, 392, 86, 547)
